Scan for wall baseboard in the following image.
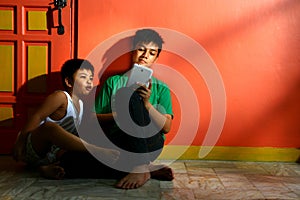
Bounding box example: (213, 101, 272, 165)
(158, 145, 300, 162)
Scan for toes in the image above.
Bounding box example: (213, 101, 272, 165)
(115, 174, 147, 189)
(115, 178, 126, 188)
(56, 168, 65, 179)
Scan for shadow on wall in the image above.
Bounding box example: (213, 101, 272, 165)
(84, 35, 135, 107)
(97, 36, 134, 87)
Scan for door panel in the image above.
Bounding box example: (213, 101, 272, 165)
(0, 0, 73, 154)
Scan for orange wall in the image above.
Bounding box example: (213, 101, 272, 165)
(77, 0, 300, 148)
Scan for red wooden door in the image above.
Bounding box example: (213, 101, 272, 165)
(0, 0, 74, 154)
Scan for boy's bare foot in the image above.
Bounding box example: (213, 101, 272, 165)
(115, 172, 151, 189)
(39, 163, 65, 179)
(149, 164, 174, 181)
(115, 165, 150, 189)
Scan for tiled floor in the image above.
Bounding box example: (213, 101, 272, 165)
(0, 156, 299, 200)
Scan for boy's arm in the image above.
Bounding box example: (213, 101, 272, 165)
(137, 83, 173, 133)
(96, 113, 114, 122)
(20, 91, 66, 136)
(147, 108, 172, 133)
(13, 91, 66, 161)
(96, 112, 116, 131)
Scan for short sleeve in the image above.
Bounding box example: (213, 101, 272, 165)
(158, 84, 173, 118)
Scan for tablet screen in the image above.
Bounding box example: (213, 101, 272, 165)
(126, 64, 153, 87)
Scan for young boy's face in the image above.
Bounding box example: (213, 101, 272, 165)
(72, 68, 94, 96)
(132, 42, 159, 67)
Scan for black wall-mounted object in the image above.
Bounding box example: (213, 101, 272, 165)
(54, 0, 67, 35)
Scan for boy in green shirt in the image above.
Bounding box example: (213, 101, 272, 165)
(95, 29, 174, 189)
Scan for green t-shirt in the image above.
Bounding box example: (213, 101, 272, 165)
(95, 74, 173, 138)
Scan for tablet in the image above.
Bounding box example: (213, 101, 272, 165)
(126, 64, 153, 87)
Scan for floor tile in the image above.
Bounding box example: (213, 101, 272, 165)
(163, 173, 199, 189)
(259, 162, 300, 176)
(161, 189, 195, 200)
(190, 175, 224, 190)
(193, 188, 265, 200)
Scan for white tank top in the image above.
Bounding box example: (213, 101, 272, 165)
(43, 91, 83, 136)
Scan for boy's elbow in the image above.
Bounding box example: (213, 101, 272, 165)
(162, 122, 172, 133)
(162, 127, 171, 133)
(162, 115, 172, 133)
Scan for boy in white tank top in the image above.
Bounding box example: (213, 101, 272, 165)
(13, 59, 120, 179)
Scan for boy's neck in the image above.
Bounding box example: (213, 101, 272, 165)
(72, 94, 79, 102)
(67, 90, 80, 102)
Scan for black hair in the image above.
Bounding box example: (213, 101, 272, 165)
(132, 29, 164, 56)
(60, 58, 94, 89)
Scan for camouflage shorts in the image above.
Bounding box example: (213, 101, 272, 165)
(24, 133, 60, 167)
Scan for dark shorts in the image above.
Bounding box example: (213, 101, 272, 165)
(24, 133, 60, 167)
